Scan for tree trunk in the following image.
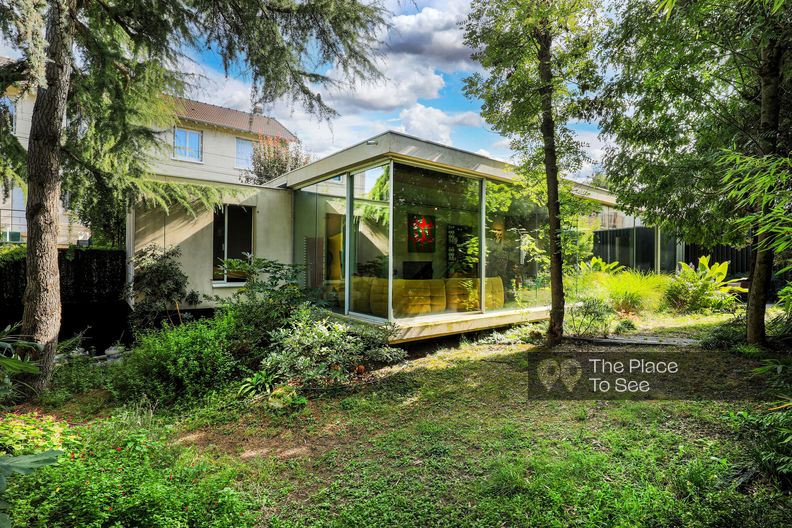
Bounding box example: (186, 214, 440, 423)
(747, 40, 782, 344)
(22, 0, 76, 391)
(536, 27, 564, 343)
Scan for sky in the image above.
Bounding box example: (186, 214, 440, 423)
(184, 0, 606, 180)
(0, 0, 607, 180)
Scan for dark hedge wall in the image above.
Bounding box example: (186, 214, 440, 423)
(0, 247, 126, 306)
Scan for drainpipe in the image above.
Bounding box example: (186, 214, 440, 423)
(125, 206, 135, 308)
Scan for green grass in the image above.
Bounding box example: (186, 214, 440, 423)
(27, 317, 792, 527)
(574, 270, 672, 313)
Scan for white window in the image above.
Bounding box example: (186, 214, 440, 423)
(173, 127, 202, 162)
(235, 138, 254, 170)
(212, 205, 254, 283)
(1, 97, 15, 133)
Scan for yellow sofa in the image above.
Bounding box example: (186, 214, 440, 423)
(348, 276, 504, 318)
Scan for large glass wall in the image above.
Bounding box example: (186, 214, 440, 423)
(392, 163, 481, 317)
(293, 176, 347, 313)
(593, 205, 636, 268)
(485, 181, 549, 310)
(292, 159, 670, 322)
(350, 165, 390, 318)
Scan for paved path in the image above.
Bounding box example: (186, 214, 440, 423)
(572, 335, 699, 346)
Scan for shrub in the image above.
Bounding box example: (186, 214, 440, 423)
(263, 305, 405, 387)
(215, 256, 309, 369)
(43, 353, 107, 406)
(266, 385, 308, 414)
(580, 256, 625, 274)
(576, 270, 670, 314)
(128, 245, 200, 331)
(664, 256, 746, 313)
(732, 408, 792, 489)
(614, 319, 637, 334)
(566, 297, 614, 336)
(107, 313, 240, 405)
(700, 317, 747, 350)
(6, 416, 255, 527)
(0, 413, 75, 456)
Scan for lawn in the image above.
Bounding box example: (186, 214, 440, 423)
(146, 316, 789, 527)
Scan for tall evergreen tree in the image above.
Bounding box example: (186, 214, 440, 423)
(464, 0, 600, 342)
(0, 0, 385, 390)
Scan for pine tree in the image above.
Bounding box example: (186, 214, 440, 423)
(0, 0, 385, 390)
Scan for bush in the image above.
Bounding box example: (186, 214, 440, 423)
(107, 313, 241, 405)
(733, 408, 792, 489)
(215, 256, 309, 369)
(42, 353, 107, 406)
(664, 256, 745, 313)
(700, 317, 747, 350)
(566, 297, 614, 336)
(263, 305, 405, 387)
(6, 415, 255, 527)
(128, 245, 200, 332)
(0, 413, 75, 456)
(576, 270, 670, 314)
(614, 319, 637, 334)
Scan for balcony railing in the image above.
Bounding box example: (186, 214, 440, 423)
(0, 208, 91, 246)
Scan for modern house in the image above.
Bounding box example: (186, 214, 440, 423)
(130, 130, 690, 342)
(1, 65, 735, 342)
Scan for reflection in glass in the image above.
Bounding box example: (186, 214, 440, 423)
(292, 176, 347, 313)
(350, 165, 390, 317)
(392, 163, 481, 317)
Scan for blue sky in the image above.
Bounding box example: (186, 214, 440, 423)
(182, 0, 606, 179)
(0, 0, 605, 178)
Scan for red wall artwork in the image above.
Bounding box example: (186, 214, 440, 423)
(408, 214, 435, 253)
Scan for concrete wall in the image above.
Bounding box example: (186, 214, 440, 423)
(133, 186, 293, 307)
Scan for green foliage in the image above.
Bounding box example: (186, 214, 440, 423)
(41, 353, 107, 407)
(107, 313, 240, 405)
(580, 256, 624, 274)
(475, 323, 546, 345)
(238, 370, 279, 399)
(264, 305, 405, 387)
(0, 413, 74, 456)
(485, 457, 529, 497)
(0, 245, 25, 268)
(701, 317, 747, 350)
(241, 136, 312, 185)
(577, 270, 670, 314)
(0, 450, 61, 528)
(128, 245, 199, 332)
(266, 385, 308, 414)
(215, 256, 309, 370)
(5, 416, 254, 527)
(566, 297, 614, 336)
(664, 256, 746, 313)
(732, 408, 792, 488)
(0, 324, 41, 403)
(614, 318, 637, 334)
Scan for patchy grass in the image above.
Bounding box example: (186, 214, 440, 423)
(171, 336, 788, 526)
(623, 312, 735, 338)
(25, 316, 792, 527)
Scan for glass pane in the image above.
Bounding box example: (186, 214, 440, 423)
(485, 181, 550, 310)
(635, 226, 655, 271)
(350, 165, 390, 318)
(212, 207, 225, 281)
(659, 231, 678, 272)
(593, 206, 635, 269)
(187, 131, 201, 160)
(226, 205, 253, 282)
(292, 177, 347, 313)
(236, 139, 253, 170)
(173, 128, 187, 158)
(392, 163, 481, 318)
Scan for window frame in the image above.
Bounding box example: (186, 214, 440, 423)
(212, 204, 254, 286)
(172, 126, 204, 163)
(235, 137, 254, 170)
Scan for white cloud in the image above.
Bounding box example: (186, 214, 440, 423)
(398, 103, 481, 145)
(475, 148, 492, 158)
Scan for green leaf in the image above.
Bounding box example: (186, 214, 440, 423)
(0, 450, 62, 477)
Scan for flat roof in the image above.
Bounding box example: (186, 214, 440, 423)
(276, 130, 617, 206)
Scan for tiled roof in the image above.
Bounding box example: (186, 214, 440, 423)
(173, 97, 296, 141)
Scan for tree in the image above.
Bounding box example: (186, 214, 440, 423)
(0, 0, 385, 390)
(599, 0, 791, 343)
(464, 0, 600, 342)
(241, 135, 312, 185)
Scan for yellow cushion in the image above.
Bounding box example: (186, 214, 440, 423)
(370, 278, 388, 317)
(485, 276, 505, 310)
(349, 276, 373, 314)
(445, 278, 479, 312)
(392, 279, 446, 317)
